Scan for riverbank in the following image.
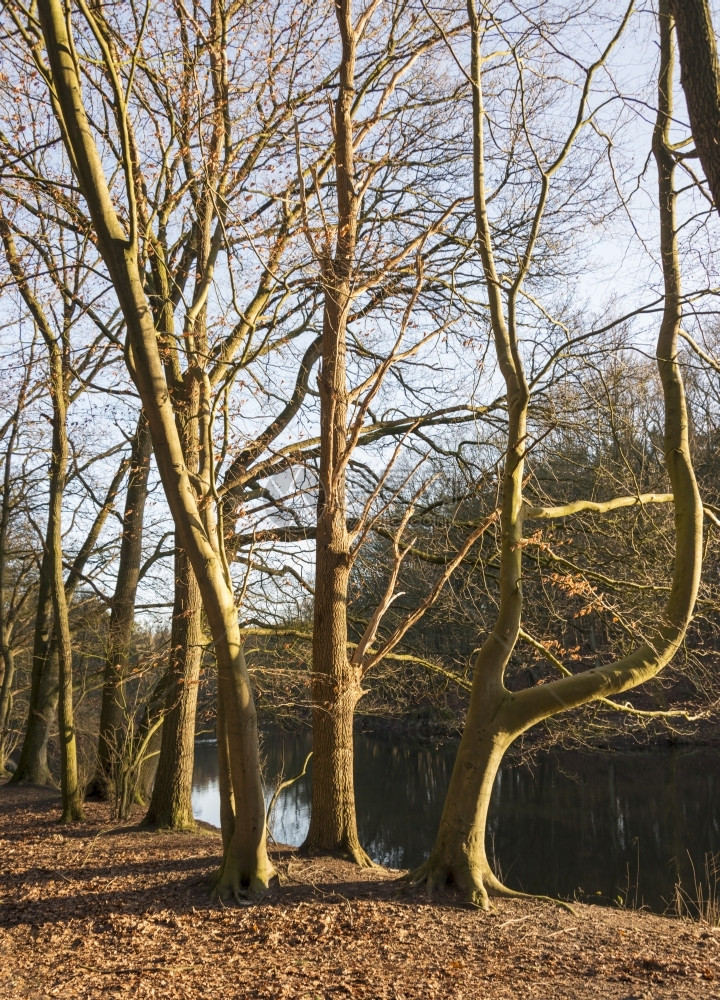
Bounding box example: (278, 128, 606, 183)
(1, 783, 718, 999)
(253, 697, 720, 756)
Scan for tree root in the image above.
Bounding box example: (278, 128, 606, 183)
(59, 804, 85, 824)
(211, 858, 276, 903)
(482, 867, 577, 914)
(406, 858, 576, 914)
(345, 841, 376, 868)
(300, 834, 376, 868)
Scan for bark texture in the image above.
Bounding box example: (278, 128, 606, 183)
(668, 0, 720, 216)
(301, 0, 369, 865)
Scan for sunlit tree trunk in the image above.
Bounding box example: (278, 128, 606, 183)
(301, 0, 369, 865)
(34, 0, 272, 892)
(668, 0, 720, 216)
(412, 0, 701, 907)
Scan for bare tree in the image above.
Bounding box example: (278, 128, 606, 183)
(409, 0, 703, 907)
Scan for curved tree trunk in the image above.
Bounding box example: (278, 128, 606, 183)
(35, 0, 272, 892)
(413, 0, 701, 907)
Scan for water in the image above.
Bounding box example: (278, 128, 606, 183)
(192, 731, 720, 912)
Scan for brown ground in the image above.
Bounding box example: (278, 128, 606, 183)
(1, 782, 719, 1000)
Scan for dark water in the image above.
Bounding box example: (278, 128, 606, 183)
(192, 732, 720, 912)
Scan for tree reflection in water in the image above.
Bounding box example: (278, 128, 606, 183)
(192, 733, 720, 913)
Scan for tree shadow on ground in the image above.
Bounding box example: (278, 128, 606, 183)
(1, 782, 468, 933)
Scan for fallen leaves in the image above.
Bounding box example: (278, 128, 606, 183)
(1, 782, 719, 999)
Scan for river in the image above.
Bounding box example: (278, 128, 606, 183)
(192, 731, 720, 913)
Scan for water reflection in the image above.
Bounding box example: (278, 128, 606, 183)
(192, 733, 720, 912)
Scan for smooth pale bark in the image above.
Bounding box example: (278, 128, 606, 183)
(301, 0, 369, 865)
(91, 415, 152, 799)
(143, 543, 203, 829)
(412, 1, 701, 907)
(668, 0, 720, 217)
(35, 0, 272, 893)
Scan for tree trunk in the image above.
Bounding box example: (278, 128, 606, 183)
(0, 375, 26, 776)
(300, 0, 369, 866)
(412, 689, 512, 908)
(413, 0, 701, 907)
(0, 645, 17, 777)
(304, 518, 364, 857)
(0, 205, 124, 795)
(91, 414, 152, 799)
(11, 546, 57, 786)
(48, 351, 83, 822)
(36, 0, 272, 893)
(134, 668, 172, 805)
(145, 368, 203, 829)
(143, 543, 203, 829)
(668, 0, 720, 216)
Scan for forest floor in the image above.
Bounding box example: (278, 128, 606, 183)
(1, 782, 719, 1000)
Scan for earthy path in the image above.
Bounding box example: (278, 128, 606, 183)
(1, 783, 718, 999)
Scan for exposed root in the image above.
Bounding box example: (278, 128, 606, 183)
(211, 857, 276, 903)
(406, 857, 576, 914)
(483, 868, 577, 915)
(346, 842, 376, 868)
(300, 836, 376, 868)
(406, 858, 490, 909)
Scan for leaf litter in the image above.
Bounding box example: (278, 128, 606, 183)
(1, 783, 718, 999)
